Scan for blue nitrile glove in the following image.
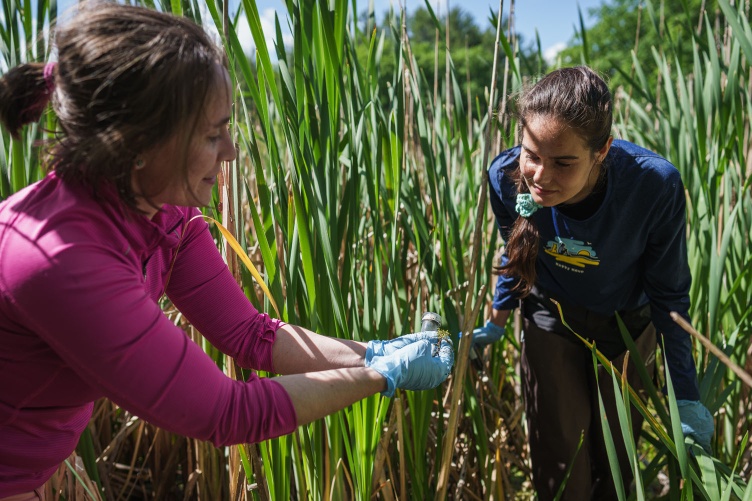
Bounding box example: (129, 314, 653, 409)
(677, 400, 714, 453)
(462, 320, 505, 347)
(366, 338, 454, 397)
(365, 331, 442, 365)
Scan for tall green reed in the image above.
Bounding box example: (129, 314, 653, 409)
(616, 0, 751, 472)
(556, 0, 752, 497)
(3, 0, 750, 497)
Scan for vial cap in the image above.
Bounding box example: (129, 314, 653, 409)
(420, 311, 443, 331)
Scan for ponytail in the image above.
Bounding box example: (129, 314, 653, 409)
(498, 166, 540, 297)
(0, 62, 56, 138)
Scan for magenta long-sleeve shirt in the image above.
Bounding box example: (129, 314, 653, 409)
(0, 173, 297, 496)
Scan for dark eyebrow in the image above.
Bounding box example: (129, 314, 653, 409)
(521, 144, 579, 160)
(212, 116, 231, 127)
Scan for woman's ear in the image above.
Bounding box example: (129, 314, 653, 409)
(597, 136, 614, 162)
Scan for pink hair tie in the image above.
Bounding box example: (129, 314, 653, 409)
(43, 62, 57, 94)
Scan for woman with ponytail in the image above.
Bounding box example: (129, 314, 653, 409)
(470, 66, 713, 499)
(0, 3, 453, 499)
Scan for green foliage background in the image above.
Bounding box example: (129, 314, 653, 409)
(1, 0, 750, 499)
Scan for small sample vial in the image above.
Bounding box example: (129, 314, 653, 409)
(421, 312, 443, 332)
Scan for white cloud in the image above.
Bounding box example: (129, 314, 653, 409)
(258, 7, 294, 52)
(543, 42, 566, 65)
(234, 13, 254, 52)
(201, 4, 292, 60)
(228, 8, 274, 57)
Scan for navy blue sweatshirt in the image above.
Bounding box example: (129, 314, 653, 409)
(488, 139, 700, 400)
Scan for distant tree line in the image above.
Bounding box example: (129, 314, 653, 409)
(559, 0, 720, 93)
(351, 0, 720, 110)
(354, 5, 542, 112)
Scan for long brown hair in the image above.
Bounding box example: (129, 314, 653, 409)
(0, 2, 228, 211)
(501, 66, 613, 296)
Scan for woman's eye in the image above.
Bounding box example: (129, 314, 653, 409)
(556, 162, 571, 168)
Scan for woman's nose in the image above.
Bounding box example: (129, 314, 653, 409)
(221, 129, 237, 162)
(532, 164, 548, 185)
(225, 143, 237, 162)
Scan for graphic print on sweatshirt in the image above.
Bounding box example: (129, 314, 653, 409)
(544, 237, 600, 269)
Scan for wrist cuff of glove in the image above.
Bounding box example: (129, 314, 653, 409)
(484, 320, 506, 336)
(365, 342, 376, 367)
(381, 378, 396, 398)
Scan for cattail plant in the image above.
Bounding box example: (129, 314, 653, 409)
(1, 0, 749, 498)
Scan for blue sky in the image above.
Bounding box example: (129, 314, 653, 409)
(246, 0, 603, 60)
(371, 0, 603, 56)
(51, 0, 603, 62)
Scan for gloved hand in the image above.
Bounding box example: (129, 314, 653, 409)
(677, 399, 714, 453)
(366, 338, 454, 397)
(462, 320, 505, 347)
(365, 331, 442, 365)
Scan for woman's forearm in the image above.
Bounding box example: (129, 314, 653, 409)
(489, 308, 512, 328)
(274, 367, 386, 425)
(271, 324, 368, 374)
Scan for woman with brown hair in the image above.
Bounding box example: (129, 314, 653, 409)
(470, 66, 713, 499)
(0, 3, 453, 499)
